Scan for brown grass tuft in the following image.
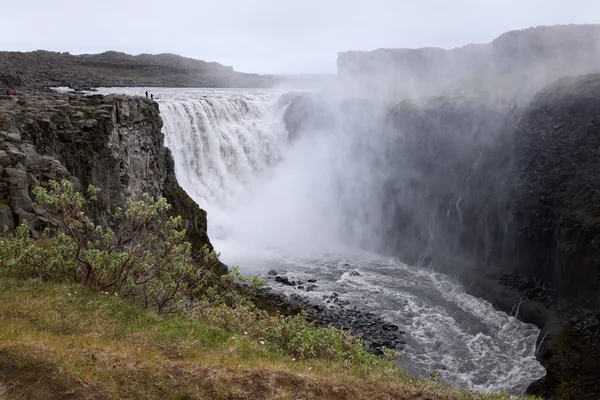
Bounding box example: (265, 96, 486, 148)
(0, 382, 8, 400)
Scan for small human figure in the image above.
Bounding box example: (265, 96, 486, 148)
(150, 93, 154, 101)
(145, 91, 148, 98)
(12, 89, 17, 95)
(5, 89, 10, 95)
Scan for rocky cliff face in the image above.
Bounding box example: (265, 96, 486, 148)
(513, 74, 600, 303)
(0, 92, 223, 273)
(380, 97, 517, 270)
(337, 24, 600, 102)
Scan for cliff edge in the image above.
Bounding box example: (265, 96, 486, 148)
(0, 92, 224, 274)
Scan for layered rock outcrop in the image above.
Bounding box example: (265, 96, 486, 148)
(0, 92, 223, 273)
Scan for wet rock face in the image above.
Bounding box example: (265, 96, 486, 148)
(381, 76, 600, 307)
(380, 97, 518, 272)
(282, 93, 335, 141)
(513, 74, 600, 304)
(0, 92, 221, 272)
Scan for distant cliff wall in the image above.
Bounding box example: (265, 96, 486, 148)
(0, 51, 275, 90)
(337, 24, 600, 102)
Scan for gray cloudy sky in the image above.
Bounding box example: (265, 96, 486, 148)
(3, 0, 600, 74)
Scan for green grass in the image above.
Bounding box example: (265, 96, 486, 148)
(0, 277, 541, 400)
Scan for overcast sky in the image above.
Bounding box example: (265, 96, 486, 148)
(3, 0, 599, 74)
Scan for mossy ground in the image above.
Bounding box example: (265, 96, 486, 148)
(0, 277, 541, 400)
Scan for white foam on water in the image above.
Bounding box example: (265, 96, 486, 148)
(95, 87, 546, 396)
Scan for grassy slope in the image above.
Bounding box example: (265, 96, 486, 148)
(0, 278, 538, 400)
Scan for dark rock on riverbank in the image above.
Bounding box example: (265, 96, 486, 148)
(0, 92, 224, 274)
(275, 276, 295, 286)
(286, 292, 406, 355)
(266, 274, 406, 355)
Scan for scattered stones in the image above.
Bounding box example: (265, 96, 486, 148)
(268, 274, 404, 354)
(283, 291, 405, 356)
(267, 269, 278, 276)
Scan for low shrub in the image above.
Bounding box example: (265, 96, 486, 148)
(0, 180, 214, 312)
(0, 179, 401, 368)
(199, 302, 399, 368)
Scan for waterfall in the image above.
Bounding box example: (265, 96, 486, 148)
(98, 87, 546, 396)
(160, 92, 288, 210)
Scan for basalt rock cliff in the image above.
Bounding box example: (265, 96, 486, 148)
(0, 92, 225, 274)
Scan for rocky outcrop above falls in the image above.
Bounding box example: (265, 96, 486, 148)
(0, 92, 225, 274)
(338, 24, 600, 102)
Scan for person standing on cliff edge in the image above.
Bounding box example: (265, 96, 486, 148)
(150, 93, 154, 101)
(145, 91, 148, 98)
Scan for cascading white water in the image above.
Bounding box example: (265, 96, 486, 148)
(96, 87, 546, 396)
(160, 91, 286, 209)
